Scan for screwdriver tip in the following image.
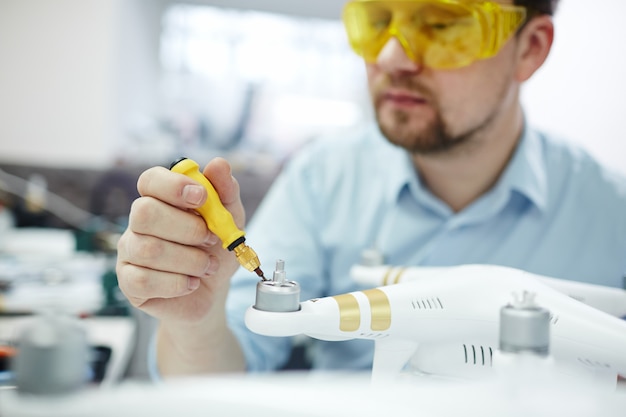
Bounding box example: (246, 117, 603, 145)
(254, 267, 267, 281)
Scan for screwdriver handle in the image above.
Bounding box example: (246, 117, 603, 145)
(170, 157, 245, 250)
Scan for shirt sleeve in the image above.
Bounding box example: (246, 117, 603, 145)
(146, 326, 162, 382)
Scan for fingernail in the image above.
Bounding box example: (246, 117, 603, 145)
(182, 185, 204, 205)
(203, 233, 219, 246)
(204, 255, 218, 275)
(188, 277, 200, 290)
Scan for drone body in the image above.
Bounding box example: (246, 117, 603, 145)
(246, 264, 626, 383)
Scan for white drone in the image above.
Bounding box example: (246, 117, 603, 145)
(245, 262, 626, 385)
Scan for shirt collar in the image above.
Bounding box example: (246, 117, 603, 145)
(376, 124, 548, 214)
(369, 127, 421, 204)
(498, 125, 548, 213)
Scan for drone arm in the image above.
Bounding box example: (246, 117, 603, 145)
(245, 297, 354, 341)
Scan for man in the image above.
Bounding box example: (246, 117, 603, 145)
(116, 0, 626, 377)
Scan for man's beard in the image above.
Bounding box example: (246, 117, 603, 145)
(371, 75, 474, 155)
(376, 108, 468, 155)
(371, 70, 509, 156)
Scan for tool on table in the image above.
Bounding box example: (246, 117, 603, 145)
(170, 157, 265, 279)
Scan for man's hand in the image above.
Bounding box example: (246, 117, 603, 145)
(115, 158, 247, 375)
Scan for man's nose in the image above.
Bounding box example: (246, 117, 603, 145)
(376, 36, 423, 74)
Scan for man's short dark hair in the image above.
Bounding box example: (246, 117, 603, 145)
(514, 0, 559, 16)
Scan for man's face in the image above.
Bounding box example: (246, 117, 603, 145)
(365, 0, 521, 154)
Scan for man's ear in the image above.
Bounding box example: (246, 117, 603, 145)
(514, 15, 555, 82)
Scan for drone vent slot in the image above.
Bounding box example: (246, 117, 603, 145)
(359, 333, 389, 340)
(411, 297, 444, 310)
(577, 357, 611, 369)
(549, 313, 560, 325)
(463, 344, 493, 366)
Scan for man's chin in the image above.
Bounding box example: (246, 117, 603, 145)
(377, 120, 438, 153)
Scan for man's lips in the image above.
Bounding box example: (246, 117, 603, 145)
(380, 90, 428, 107)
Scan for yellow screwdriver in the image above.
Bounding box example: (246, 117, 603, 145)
(170, 157, 266, 280)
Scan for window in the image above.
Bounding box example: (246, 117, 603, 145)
(158, 4, 370, 162)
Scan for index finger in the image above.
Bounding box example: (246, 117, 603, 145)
(137, 166, 208, 210)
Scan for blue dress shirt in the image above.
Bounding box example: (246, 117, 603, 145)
(226, 122, 626, 372)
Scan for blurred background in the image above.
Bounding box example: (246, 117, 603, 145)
(1, 0, 625, 173)
(0, 0, 625, 385)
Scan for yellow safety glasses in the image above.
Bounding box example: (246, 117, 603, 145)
(342, 0, 527, 70)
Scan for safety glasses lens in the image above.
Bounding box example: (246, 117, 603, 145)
(343, 1, 483, 69)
